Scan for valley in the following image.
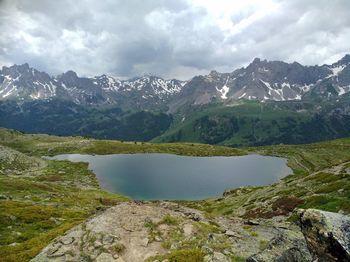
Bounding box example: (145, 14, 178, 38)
(0, 128, 349, 261)
(1, 1, 350, 261)
(1, 55, 350, 147)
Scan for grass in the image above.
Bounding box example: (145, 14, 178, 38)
(0, 128, 245, 157)
(109, 242, 125, 254)
(160, 214, 179, 226)
(146, 248, 205, 262)
(1, 127, 350, 260)
(0, 144, 128, 262)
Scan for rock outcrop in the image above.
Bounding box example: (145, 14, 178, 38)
(299, 208, 350, 262)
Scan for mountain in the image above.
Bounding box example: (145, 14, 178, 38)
(0, 64, 185, 110)
(168, 55, 350, 111)
(1, 55, 350, 111)
(1, 55, 350, 146)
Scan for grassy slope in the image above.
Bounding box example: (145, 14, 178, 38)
(181, 138, 350, 218)
(153, 102, 310, 146)
(0, 128, 245, 157)
(153, 100, 350, 147)
(0, 136, 133, 261)
(0, 128, 350, 261)
(0, 128, 244, 262)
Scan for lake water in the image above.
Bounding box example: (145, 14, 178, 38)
(46, 153, 292, 200)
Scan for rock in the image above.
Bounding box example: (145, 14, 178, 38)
(204, 252, 230, 262)
(103, 234, 115, 244)
(224, 230, 240, 238)
(183, 223, 194, 237)
(245, 219, 260, 225)
(96, 252, 115, 262)
(299, 208, 350, 261)
(170, 243, 178, 250)
(94, 240, 103, 248)
(46, 245, 65, 258)
(246, 229, 312, 262)
(187, 212, 201, 221)
(141, 237, 149, 247)
(154, 236, 162, 242)
(277, 248, 311, 261)
(59, 236, 74, 245)
(201, 245, 214, 254)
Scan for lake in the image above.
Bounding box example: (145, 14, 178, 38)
(46, 153, 292, 200)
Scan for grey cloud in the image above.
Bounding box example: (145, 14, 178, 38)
(0, 0, 349, 80)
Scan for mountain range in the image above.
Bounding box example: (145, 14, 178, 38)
(1, 54, 350, 110)
(1, 54, 350, 146)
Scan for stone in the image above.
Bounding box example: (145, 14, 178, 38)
(96, 252, 115, 262)
(155, 236, 162, 242)
(94, 240, 103, 248)
(246, 228, 312, 262)
(183, 223, 194, 237)
(0, 194, 10, 200)
(299, 208, 350, 261)
(204, 252, 230, 262)
(201, 245, 214, 254)
(224, 230, 240, 238)
(245, 219, 260, 225)
(60, 236, 74, 245)
(141, 237, 149, 247)
(46, 246, 65, 258)
(103, 234, 115, 244)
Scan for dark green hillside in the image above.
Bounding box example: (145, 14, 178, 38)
(2, 97, 350, 147)
(154, 100, 350, 146)
(0, 99, 172, 142)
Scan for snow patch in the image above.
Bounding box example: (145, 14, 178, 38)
(238, 93, 246, 99)
(330, 65, 345, 76)
(216, 77, 230, 99)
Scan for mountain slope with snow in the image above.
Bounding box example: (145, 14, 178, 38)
(1, 54, 350, 111)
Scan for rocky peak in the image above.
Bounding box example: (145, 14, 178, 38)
(57, 70, 78, 82)
(1, 63, 30, 77)
(338, 54, 350, 65)
(252, 57, 261, 64)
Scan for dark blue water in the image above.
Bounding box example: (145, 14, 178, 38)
(46, 153, 292, 200)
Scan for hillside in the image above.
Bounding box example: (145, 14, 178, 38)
(154, 99, 350, 146)
(0, 128, 349, 261)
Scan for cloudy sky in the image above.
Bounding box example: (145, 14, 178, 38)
(0, 0, 349, 80)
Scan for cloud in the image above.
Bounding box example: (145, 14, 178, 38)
(0, 0, 349, 80)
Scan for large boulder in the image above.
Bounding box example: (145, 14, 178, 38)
(246, 228, 312, 262)
(299, 209, 350, 261)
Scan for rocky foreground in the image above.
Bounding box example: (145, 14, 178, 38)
(31, 201, 350, 262)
